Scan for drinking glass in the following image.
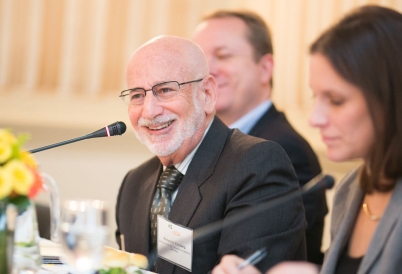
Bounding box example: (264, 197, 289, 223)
(60, 200, 108, 274)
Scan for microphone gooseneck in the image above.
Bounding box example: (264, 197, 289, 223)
(193, 174, 334, 242)
(28, 121, 127, 154)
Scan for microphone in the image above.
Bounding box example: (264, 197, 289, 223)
(149, 174, 334, 264)
(85, 121, 127, 138)
(193, 173, 334, 242)
(29, 121, 127, 154)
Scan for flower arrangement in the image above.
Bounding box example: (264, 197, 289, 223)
(0, 129, 43, 206)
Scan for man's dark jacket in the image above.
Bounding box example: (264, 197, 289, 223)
(116, 118, 307, 273)
(248, 104, 327, 264)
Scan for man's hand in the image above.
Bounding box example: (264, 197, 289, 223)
(212, 256, 319, 274)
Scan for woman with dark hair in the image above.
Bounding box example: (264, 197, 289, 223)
(211, 5, 402, 274)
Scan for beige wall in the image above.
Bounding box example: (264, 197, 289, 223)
(2, 0, 402, 127)
(1, 0, 399, 249)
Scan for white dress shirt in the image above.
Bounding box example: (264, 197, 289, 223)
(229, 100, 272, 134)
(162, 118, 214, 203)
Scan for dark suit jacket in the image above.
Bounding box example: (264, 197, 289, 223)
(321, 168, 402, 274)
(116, 118, 306, 274)
(248, 104, 327, 264)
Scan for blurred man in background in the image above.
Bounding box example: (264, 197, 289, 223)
(193, 10, 327, 264)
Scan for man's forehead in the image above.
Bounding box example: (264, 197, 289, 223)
(198, 17, 247, 35)
(127, 59, 188, 88)
(131, 45, 189, 70)
(194, 18, 250, 49)
(127, 35, 206, 87)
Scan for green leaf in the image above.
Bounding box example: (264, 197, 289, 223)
(9, 196, 30, 212)
(97, 268, 127, 274)
(109, 267, 127, 274)
(15, 241, 36, 247)
(0, 198, 9, 204)
(17, 133, 31, 147)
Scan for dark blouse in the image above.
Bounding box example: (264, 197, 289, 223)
(334, 247, 363, 274)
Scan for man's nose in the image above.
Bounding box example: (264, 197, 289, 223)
(141, 92, 164, 119)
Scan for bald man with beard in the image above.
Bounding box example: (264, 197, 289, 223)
(115, 35, 307, 274)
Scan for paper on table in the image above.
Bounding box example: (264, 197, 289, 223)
(38, 238, 69, 273)
(39, 237, 64, 257)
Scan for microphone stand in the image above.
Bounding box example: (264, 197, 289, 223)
(194, 173, 333, 241)
(28, 121, 126, 154)
(29, 135, 91, 154)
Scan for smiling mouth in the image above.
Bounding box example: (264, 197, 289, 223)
(147, 120, 174, 130)
(323, 136, 339, 144)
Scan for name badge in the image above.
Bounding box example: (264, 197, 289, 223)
(157, 215, 193, 272)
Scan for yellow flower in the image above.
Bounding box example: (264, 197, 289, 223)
(20, 151, 38, 168)
(0, 167, 13, 200)
(0, 140, 12, 164)
(0, 129, 18, 164)
(3, 160, 34, 196)
(0, 129, 17, 144)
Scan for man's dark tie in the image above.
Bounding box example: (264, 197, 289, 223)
(150, 165, 184, 251)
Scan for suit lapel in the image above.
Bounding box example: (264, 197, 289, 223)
(248, 103, 280, 136)
(358, 178, 402, 273)
(159, 118, 231, 274)
(324, 170, 364, 272)
(169, 118, 231, 226)
(130, 160, 162, 255)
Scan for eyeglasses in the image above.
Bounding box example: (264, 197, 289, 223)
(119, 78, 204, 105)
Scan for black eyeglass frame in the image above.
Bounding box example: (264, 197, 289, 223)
(119, 78, 205, 105)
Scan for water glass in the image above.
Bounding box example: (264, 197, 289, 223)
(60, 200, 108, 274)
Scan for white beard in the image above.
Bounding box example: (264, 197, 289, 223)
(133, 96, 205, 156)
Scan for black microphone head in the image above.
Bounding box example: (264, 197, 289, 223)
(322, 175, 335, 190)
(303, 173, 335, 193)
(86, 121, 127, 139)
(109, 121, 126, 136)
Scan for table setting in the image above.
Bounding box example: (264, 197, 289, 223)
(39, 238, 150, 274)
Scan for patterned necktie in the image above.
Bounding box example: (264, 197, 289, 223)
(150, 166, 184, 250)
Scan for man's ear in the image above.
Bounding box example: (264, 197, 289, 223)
(201, 75, 217, 115)
(259, 53, 274, 85)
